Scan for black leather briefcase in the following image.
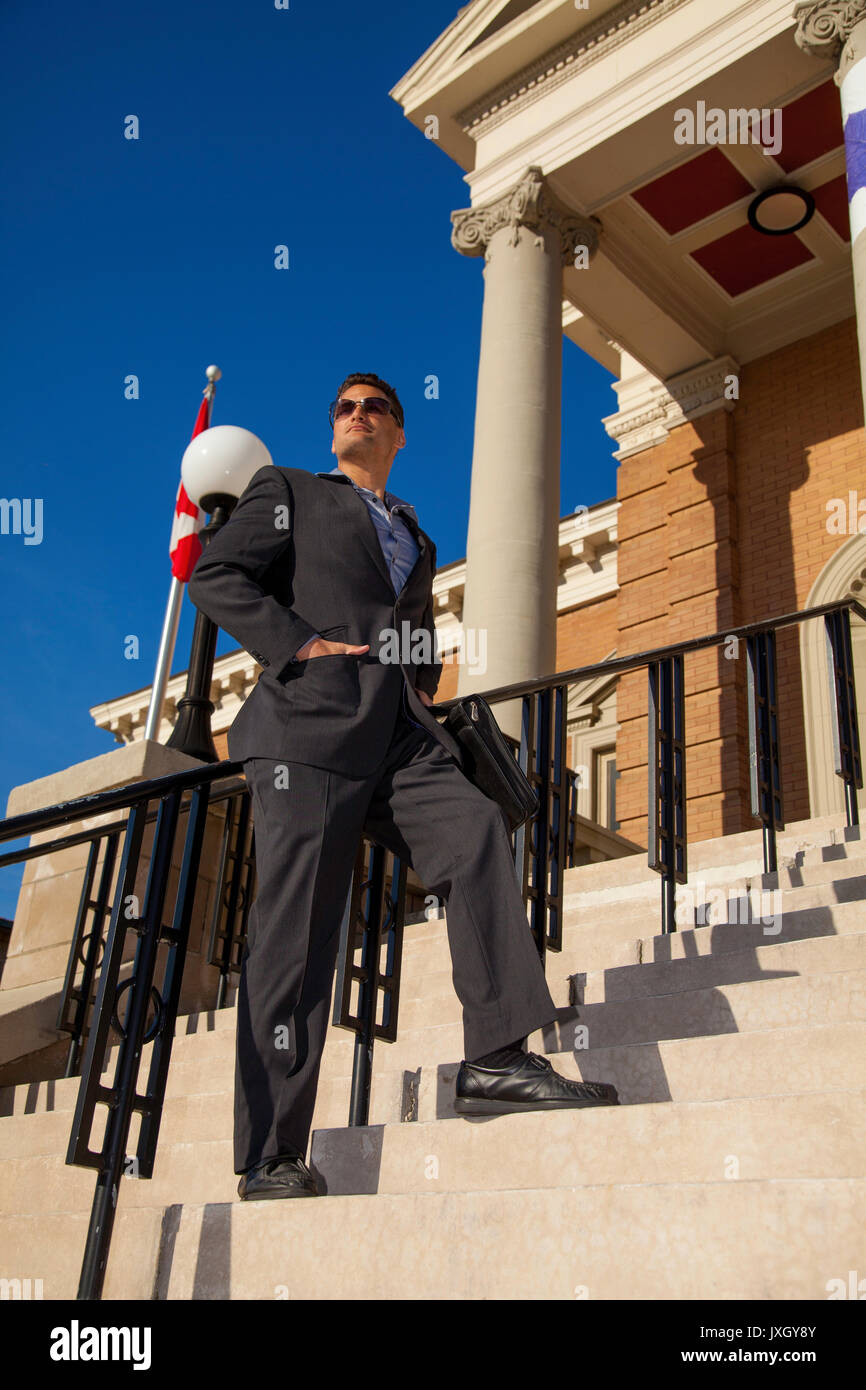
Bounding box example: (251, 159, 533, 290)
(440, 694, 539, 833)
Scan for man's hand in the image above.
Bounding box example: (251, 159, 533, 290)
(293, 638, 435, 708)
(295, 637, 370, 661)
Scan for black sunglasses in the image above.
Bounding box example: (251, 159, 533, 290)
(329, 395, 402, 428)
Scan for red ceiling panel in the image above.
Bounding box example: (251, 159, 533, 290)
(773, 80, 844, 174)
(811, 173, 850, 241)
(690, 223, 814, 296)
(630, 82, 843, 242)
(631, 147, 754, 235)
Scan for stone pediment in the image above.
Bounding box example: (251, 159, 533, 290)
(390, 0, 604, 167)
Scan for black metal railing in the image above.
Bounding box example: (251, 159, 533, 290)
(207, 788, 256, 1010)
(439, 598, 863, 936)
(0, 776, 252, 1079)
(0, 597, 861, 1299)
(334, 837, 408, 1127)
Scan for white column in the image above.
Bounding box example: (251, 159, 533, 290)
(451, 167, 600, 737)
(796, 1, 866, 415)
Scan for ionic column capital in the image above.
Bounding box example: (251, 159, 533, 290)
(793, 0, 866, 65)
(451, 166, 601, 267)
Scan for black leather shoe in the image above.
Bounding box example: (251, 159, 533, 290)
(454, 1052, 619, 1116)
(237, 1153, 320, 1200)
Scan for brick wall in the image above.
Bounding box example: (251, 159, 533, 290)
(555, 594, 618, 671)
(614, 315, 865, 847)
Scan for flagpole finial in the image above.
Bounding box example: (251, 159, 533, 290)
(205, 365, 222, 382)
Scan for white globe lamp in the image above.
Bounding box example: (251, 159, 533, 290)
(167, 423, 273, 763)
(181, 425, 273, 514)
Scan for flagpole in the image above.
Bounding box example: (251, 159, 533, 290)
(143, 577, 185, 741)
(143, 366, 221, 742)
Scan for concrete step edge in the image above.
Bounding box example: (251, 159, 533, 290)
(1, 1173, 864, 1225)
(2, 1014, 864, 1130)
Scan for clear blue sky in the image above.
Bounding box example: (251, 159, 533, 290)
(0, 0, 617, 914)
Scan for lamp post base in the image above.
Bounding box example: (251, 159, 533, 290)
(165, 500, 235, 763)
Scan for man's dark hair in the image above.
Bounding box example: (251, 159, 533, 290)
(334, 372, 404, 429)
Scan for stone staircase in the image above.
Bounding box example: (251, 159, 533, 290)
(0, 812, 863, 1299)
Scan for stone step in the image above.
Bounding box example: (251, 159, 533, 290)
(397, 1019, 866, 1118)
(3, 851, 862, 1118)
(395, 928, 866, 1016)
(380, 841, 866, 939)
(5, 961, 866, 1123)
(562, 846, 866, 913)
(414, 856, 866, 935)
(0, 1207, 164, 1301)
(2, 1020, 864, 1156)
(1, 1084, 863, 1219)
(6, 956, 865, 1125)
(562, 864, 866, 926)
(308, 1089, 866, 1195)
(2, 906, 862, 1123)
(559, 815, 860, 893)
(573, 928, 866, 1004)
(6, 1051, 863, 1190)
(401, 898, 866, 976)
(1, 814, 860, 1301)
(4, 1170, 860, 1302)
(401, 963, 866, 1040)
(159, 1176, 864, 1300)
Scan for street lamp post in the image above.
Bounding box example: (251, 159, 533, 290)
(166, 497, 236, 762)
(165, 425, 274, 761)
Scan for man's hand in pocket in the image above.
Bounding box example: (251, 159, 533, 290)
(295, 638, 370, 661)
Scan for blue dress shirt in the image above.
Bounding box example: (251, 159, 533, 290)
(293, 467, 421, 656)
(299, 467, 430, 729)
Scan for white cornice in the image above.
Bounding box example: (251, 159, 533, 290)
(557, 500, 620, 610)
(391, 0, 522, 104)
(391, 0, 588, 114)
(602, 355, 740, 459)
(457, 0, 691, 136)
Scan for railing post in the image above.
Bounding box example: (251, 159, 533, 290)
(746, 630, 785, 874)
(347, 842, 385, 1127)
(527, 687, 552, 961)
(546, 683, 569, 953)
(207, 790, 255, 1009)
(565, 768, 578, 869)
(825, 609, 863, 827)
(334, 838, 407, 1128)
(648, 655, 687, 933)
(514, 692, 535, 905)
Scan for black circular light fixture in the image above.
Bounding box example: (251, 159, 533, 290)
(748, 185, 815, 236)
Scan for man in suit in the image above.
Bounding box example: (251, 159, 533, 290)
(187, 372, 619, 1201)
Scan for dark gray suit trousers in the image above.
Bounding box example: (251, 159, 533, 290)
(234, 693, 558, 1172)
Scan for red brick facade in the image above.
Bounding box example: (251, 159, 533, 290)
(605, 316, 864, 845)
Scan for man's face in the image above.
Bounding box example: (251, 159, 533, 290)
(331, 383, 405, 466)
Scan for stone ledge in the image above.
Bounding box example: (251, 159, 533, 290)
(5, 741, 210, 819)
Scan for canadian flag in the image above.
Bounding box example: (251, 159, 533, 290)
(168, 394, 211, 582)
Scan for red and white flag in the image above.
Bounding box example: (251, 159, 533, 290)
(169, 393, 211, 582)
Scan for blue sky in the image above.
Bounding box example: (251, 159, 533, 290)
(0, 0, 617, 914)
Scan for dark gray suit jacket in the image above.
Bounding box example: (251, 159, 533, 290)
(187, 464, 463, 777)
